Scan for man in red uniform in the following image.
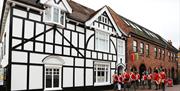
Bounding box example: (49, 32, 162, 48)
(112, 72, 118, 91)
(153, 70, 159, 90)
(123, 69, 130, 91)
(160, 69, 166, 91)
(130, 71, 136, 90)
(135, 72, 140, 88)
(142, 72, 147, 88)
(147, 73, 153, 89)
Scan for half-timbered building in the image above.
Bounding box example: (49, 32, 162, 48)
(0, 0, 127, 90)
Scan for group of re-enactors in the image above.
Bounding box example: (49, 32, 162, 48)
(112, 68, 166, 91)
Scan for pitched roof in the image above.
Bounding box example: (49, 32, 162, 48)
(108, 7, 177, 51)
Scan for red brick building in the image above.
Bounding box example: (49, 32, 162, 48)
(108, 7, 178, 79)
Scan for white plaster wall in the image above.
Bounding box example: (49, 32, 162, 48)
(86, 59, 93, 67)
(24, 20, 34, 39)
(110, 42, 115, 54)
(75, 68, 84, 86)
(71, 32, 77, 47)
(35, 43, 43, 52)
(29, 13, 41, 21)
(110, 37, 116, 48)
(36, 23, 44, 41)
(63, 68, 73, 87)
(71, 49, 77, 56)
(30, 53, 48, 64)
(113, 55, 116, 61)
(12, 17, 23, 37)
(46, 30, 53, 43)
(24, 41, 33, 51)
(63, 47, 70, 55)
(86, 29, 94, 42)
(12, 51, 27, 63)
(86, 51, 91, 58)
(86, 69, 93, 86)
(108, 54, 112, 61)
(67, 23, 75, 30)
(55, 46, 62, 54)
(13, 8, 27, 18)
(75, 58, 84, 67)
(98, 53, 102, 59)
(86, 37, 94, 50)
(55, 29, 62, 44)
(92, 52, 97, 59)
(12, 39, 21, 49)
(79, 34, 84, 48)
(103, 53, 107, 60)
(29, 66, 43, 89)
(64, 30, 70, 46)
(79, 49, 84, 57)
(62, 57, 73, 66)
(11, 65, 27, 90)
(111, 62, 115, 69)
(76, 26, 84, 33)
(45, 44, 53, 53)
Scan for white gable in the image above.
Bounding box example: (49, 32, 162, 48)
(85, 6, 126, 37)
(40, 0, 72, 13)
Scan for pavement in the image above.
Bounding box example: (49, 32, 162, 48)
(104, 84, 180, 91)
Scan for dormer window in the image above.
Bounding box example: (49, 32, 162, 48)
(44, 6, 65, 27)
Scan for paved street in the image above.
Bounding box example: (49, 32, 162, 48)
(104, 84, 180, 91)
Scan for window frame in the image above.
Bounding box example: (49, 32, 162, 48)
(44, 6, 66, 27)
(94, 62, 110, 86)
(95, 30, 109, 52)
(44, 65, 62, 91)
(145, 44, 149, 56)
(117, 39, 124, 56)
(133, 40, 138, 52)
(140, 42, 144, 54)
(154, 47, 158, 58)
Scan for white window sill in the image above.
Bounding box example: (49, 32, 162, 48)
(94, 82, 111, 86)
(44, 88, 62, 91)
(44, 21, 65, 28)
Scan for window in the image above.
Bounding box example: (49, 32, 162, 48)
(45, 68, 60, 89)
(145, 44, 149, 56)
(133, 41, 137, 52)
(154, 47, 157, 58)
(159, 49, 161, 60)
(162, 50, 165, 60)
(43, 56, 64, 90)
(44, 6, 65, 27)
(95, 31, 109, 52)
(168, 52, 170, 60)
(98, 16, 109, 25)
(117, 39, 124, 55)
(140, 43, 144, 54)
(94, 63, 109, 84)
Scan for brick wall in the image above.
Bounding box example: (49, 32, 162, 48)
(126, 35, 177, 78)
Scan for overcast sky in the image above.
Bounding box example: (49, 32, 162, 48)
(74, 0, 180, 49)
(0, 0, 180, 49)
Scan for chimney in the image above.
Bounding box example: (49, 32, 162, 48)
(167, 40, 172, 45)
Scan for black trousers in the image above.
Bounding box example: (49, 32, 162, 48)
(148, 80, 151, 89)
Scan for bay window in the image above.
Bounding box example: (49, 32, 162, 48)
(44, 6, 65, 27)
(95, 30, 109, 52)
(154, 47, 157, 58)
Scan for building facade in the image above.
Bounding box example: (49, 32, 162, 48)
(109, 7, 178, 80)
(177, 48, 180, 82)
(0, 0, 127, 91)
